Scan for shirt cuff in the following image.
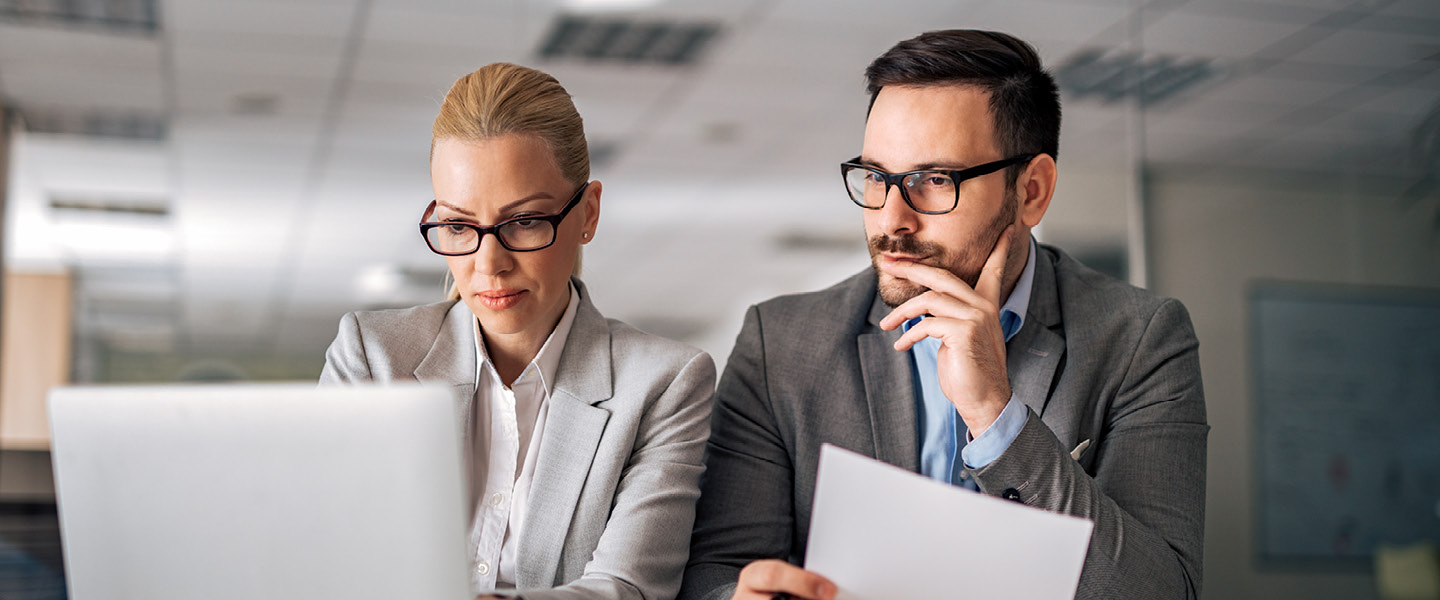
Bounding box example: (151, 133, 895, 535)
(961, 395, 1026, 469)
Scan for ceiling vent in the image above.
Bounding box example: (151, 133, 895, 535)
(18, 106, 167, 141)
(50, 194, 169, 218)
(1054, 48, 1220, 106)
(0, 0, 160, 34)
(537, 15, 720, 66)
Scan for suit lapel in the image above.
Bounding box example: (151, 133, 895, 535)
(516, 280, 614, 588)
(859, 288, 920, 472)
(1006, 246, 1066, 417)
(413, 300, 480, 452)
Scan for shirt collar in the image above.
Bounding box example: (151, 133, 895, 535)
(472, 280, 581, 396)
(902, 236, 1038, 343)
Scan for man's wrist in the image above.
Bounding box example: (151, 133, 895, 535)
(961, 395, 1027, 469)
(956, 387, 1011, 436)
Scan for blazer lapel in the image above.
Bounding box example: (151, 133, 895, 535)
(516, 280, 614, 588)
(1006, 246, 1066, 417)
(413, 300, 480, 453)
(858, 288, 920, 472)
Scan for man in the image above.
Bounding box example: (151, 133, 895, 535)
(680, 30, 1207, 600)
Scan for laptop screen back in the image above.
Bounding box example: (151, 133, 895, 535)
(48, 383, 471, 600)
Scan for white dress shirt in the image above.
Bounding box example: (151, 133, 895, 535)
(468, 283, 580, 592)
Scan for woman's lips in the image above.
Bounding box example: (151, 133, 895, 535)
(478, 289, 527, 310)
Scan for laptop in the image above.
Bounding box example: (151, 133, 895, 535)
(48, 383, 473, 600)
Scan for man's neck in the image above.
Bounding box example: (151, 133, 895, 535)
(999, 235, 1032, 306)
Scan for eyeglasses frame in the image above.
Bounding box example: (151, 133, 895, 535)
(839, 153, 1038, 215)
(419, 181, 590, 255)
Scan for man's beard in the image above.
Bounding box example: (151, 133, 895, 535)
(869, 190, 1019, 308)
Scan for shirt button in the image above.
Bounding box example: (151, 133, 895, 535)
(490, 493, 504, 506)
(476, 562, 490, 576)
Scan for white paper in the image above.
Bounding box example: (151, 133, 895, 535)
(805, 444, 1094, 600)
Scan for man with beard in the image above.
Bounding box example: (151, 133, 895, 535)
(679, 30, 1207, 600)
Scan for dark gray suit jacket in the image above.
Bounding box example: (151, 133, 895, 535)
(321, 280, 716, 600)
(680, 244, 1207, 599)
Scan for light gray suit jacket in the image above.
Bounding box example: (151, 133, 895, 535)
(681, 244, 1207, 600)
(320, 279, 716, 600)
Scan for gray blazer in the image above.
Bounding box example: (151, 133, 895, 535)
(320, 279, 716, 600)
(681, 244, 1208, 600)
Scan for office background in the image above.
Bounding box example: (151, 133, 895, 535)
(1, 0, 1438, 598)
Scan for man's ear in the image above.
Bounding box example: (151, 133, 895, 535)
(1018, 154, 1056, 228)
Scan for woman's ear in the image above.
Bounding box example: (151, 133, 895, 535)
(581, 180, 602, 243)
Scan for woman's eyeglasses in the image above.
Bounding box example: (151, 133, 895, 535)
(419, 182, 589, 255)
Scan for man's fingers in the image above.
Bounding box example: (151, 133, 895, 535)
(736, 560, 837, 600)
(893, 318, 941, 351)
(891, 311, 994, 352)
(878, 289, 971, 330)
(974, 225, 1015, 305)
(878, 259, 972, 300)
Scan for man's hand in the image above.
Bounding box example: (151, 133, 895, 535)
(732, 559, 837, 600)
(878, 226, 1015, 436)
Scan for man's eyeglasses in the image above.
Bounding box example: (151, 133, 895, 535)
(839, 154, 1037, 215)
(419, 182, 589, 255)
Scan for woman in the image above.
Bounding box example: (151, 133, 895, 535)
(320, 63, 715, 600)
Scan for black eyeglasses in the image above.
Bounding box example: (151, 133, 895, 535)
(419, 182, 589, 255)
(839, 154, 1037, 215)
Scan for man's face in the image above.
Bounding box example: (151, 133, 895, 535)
(861, 84, 1026, 308)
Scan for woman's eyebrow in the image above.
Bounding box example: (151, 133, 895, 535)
(435, 200, 475, 217)
(435, 194, 556, 218)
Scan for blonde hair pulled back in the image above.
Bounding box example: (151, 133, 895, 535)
(432, 63, 591, 299)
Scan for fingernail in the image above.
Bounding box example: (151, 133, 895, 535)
(819, 582, 837, 598)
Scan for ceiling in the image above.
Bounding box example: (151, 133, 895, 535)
(2, 0, 1437, 377)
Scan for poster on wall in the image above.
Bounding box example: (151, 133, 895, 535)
(1252, 281, 1440, 564)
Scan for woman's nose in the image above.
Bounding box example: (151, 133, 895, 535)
(472, 233, 514, 276)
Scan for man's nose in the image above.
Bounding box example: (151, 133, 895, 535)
(875, 182, 918, 237)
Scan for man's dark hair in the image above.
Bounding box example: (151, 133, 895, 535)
(864, 30, 1061, 182)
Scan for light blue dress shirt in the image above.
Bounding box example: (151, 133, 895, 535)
(904, 237, 1036, 489)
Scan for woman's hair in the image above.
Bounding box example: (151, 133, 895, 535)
(432, 63, 590, 299)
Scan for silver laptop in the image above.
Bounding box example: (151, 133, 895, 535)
(48, 383, 473, 600)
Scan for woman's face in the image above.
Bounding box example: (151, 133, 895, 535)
(429, 134, 600, 346)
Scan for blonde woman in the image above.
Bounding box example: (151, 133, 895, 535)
(320, 63, 715, 600)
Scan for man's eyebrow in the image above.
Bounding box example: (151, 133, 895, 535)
(435, 194, 556, 218)
(856, 156, 968, 172)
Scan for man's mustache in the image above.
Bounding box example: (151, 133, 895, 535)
(868, 234, 943, 258)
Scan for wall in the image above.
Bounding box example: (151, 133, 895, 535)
(1147, 165, 1440, 599)
(0, 271, 71, 450)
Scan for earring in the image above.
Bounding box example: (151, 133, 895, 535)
(582, 232, 589, 239)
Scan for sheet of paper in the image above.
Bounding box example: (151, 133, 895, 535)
(805, 444, 1095, 600)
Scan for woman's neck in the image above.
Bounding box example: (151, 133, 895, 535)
(482, 289, 571, 387)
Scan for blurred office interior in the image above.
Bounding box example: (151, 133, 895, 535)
(1, 0, 1438, 598)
